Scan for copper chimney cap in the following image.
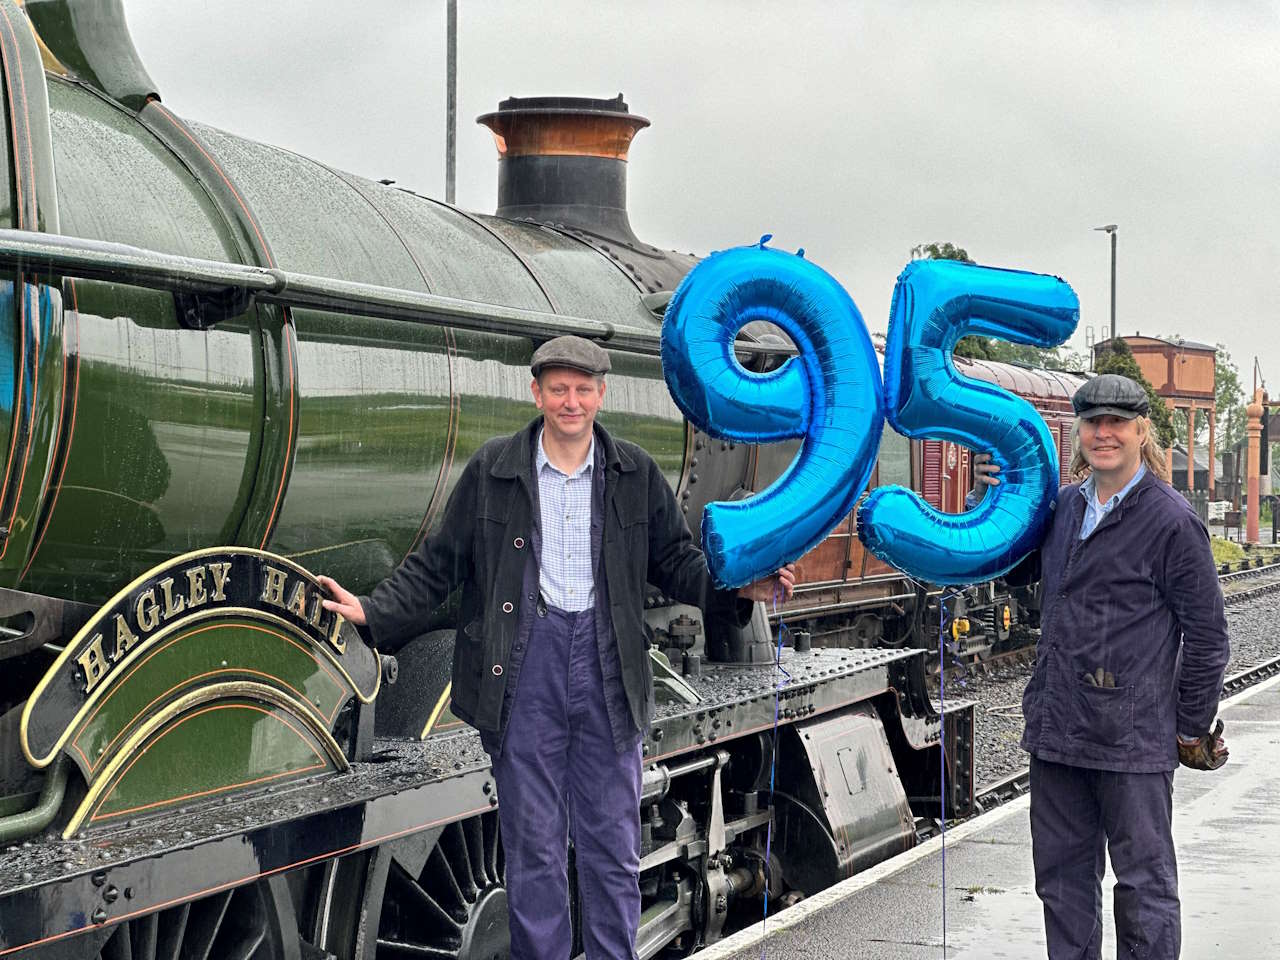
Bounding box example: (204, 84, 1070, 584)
(477, 94, 650, 161)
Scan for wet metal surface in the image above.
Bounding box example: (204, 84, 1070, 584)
(708, 673, 1280, 959)
(19, 77, 693, 600)
(648, 646, 932, 764)
(0, 731, 495, 951)
(0, 644, 941, 952)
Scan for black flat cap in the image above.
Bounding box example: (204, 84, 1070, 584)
(530, 335, 611, 377)
(1072, 374, 1150, 420)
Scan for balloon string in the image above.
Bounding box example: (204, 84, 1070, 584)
(895, 574, 968, 959)
(936, 586, 964, 960)
(760, 586, 791, 959)
(758, 575, 959, 959)
(939, 592, 948, 958)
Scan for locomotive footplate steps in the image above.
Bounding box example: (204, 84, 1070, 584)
(698, 671, 1280, 960)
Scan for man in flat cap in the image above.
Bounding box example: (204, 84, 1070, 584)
(974, 372, 1229, 958)
(320, 335, 794, 960)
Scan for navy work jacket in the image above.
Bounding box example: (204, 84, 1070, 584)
(360, 417, 751, 743)
(1020, 470, 1229, 773)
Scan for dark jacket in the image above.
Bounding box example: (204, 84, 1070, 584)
(1020, 470, 1229, 773)
(361, 417, 751, 739)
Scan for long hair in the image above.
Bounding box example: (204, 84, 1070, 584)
(1068, 416, 1167, 482)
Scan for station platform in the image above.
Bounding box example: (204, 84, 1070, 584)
(702, 672, 1280, 959)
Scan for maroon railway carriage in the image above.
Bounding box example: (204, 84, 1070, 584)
(759, 356, 1087, 659)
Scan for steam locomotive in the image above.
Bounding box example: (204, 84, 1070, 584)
(0, 3, 1081, 957)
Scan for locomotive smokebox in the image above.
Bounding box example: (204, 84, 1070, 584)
(478, 94, 649, 245)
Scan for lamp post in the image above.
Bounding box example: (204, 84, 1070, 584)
(445, 0, 457, 205)
(1094, 224, 1117, 343)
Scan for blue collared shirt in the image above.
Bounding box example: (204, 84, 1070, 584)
(535, 429, 596, 611)
(1079, 464, 1146, 539)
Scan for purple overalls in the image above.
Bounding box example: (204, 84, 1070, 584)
(492, 604, 642, 959)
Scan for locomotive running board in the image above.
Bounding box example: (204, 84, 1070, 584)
(19, 547, 380, 837)
(0, 630, 968, 953)
(0, 227, 779, 360)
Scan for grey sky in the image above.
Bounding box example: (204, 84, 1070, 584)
(126, 1, 1280, 393)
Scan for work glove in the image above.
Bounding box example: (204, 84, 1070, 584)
(1082, 667, 1115, 688)
(1177, 719, 1228, 770)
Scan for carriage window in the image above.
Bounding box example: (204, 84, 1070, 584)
(876, 428, 911, 487)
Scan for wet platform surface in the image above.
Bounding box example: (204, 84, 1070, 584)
(703, 672, 1280, 959)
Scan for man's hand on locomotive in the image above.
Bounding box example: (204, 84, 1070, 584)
(1177, 718, 1229, 771)
(317, 575, 367, 626)
(316, 563, 797, 627)
(737, 563, 797, 603)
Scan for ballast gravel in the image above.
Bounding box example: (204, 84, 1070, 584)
(953, 588, 1280, 787)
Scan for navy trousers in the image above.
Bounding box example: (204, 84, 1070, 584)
(1029, 756, 1180, 959)
(491, 604, 643, 960)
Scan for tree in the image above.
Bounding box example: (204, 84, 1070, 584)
(911, 241, 1085, 371)
(1212, 347, 1246, 457)
(910, 241, 973, 263)
(952, 336, 1088, 370)
(1092, 338, 1177, 447)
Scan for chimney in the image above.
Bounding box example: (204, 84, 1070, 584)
(477, 94, 649, 244)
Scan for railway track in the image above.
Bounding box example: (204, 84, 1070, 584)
(921, 564, 1280, 837)
(718, 559, 1280, 932)
(1220, 560, 1280, 604)
(938, 557, 1280, 673)
(940, 560, 1280, 680)
(960, 651, 1280, 823)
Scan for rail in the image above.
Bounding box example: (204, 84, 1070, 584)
(933, 569, 1280, 834)
(1220, 561, 1280, 606)
(1218, 560, 1280, 583)
(0, 228, 792, 358)
(956, 650, 1280, 830)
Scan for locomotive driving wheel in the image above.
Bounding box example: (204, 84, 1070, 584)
(31, 876, 304, 960)
(375, 809, 507, 959)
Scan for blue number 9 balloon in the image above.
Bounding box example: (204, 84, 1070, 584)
(661, 238, 884, 589)
(857, 259, 1079, 584)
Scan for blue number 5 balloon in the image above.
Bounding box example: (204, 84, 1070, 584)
(661, 238, 884, 589)
(857, 259, 1079, 584)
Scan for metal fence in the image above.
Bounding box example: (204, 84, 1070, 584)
(1182, 488, 1209, 526)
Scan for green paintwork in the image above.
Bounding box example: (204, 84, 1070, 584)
(23, 0, 159, 112)
(0, 791, 36, 818)
(0, 195, 10, 475)
(137, 102, 297, 553)
(87, 697, 337, 825)
(69, 616, 350, 780)
(8, 74, 686, 604)
(23, 548, 381, 771)
(0, 283, 64, 578)
(17, 78, 253, 600)
(0, 0, 60, 234)
(0, 37, 12, 237)
(0, 0, 65, 588)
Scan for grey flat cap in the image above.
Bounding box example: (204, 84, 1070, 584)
(530, 335, 611, 377)
(1072, 374, 1150, 420)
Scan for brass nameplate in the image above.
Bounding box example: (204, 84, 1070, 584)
(21, 548, 378, 768)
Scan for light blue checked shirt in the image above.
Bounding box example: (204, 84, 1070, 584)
(1079, 464, 1146, 539)
(535, 429, 596, 611)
